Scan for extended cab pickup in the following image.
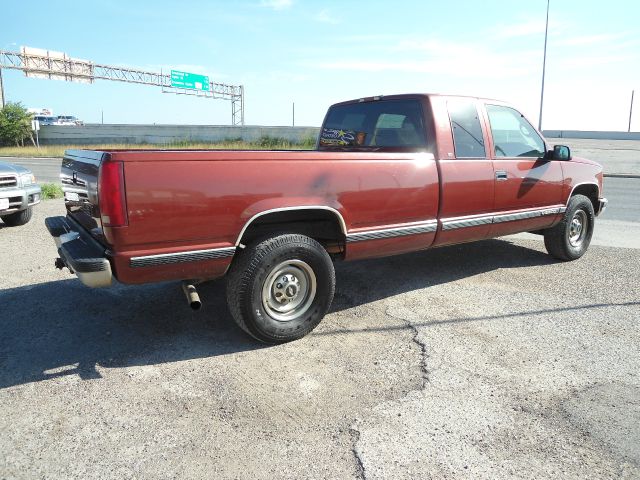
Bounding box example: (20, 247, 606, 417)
(46, 94, 607, 343)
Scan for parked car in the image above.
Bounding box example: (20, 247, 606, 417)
(57, 115, 83, 126)
(46, 93, 607, 343)
(0, 161, 41, 226)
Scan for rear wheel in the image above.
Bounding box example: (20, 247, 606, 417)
(226, 234, 335, 344)
(543, 194, 594, 261)
(1, 207, 33, 227)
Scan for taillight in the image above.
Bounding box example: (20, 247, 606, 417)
(98, 160, 128, 227)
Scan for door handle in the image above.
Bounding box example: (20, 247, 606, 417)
(495, 170, 508, 181)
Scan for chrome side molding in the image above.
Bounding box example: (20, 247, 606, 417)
(346, 221, 438, 243)
(130, 246, 236, 268)
(441, 205, 566, 231)
(129, 205, 569, 262)
(441, 216, 493, 231)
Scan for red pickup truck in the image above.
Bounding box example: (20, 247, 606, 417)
(46, 94, 607, 343)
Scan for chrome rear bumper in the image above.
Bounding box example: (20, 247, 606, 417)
(45, 215, 113, 288)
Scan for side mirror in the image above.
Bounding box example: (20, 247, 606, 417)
(545, 145, 571, 161)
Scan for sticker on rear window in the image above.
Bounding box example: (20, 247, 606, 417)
(319, 128, 365, 146)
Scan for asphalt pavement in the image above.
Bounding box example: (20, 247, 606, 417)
(0, 200, 638, 479)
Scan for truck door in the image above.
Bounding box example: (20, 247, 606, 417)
(432, 98, 495, 247)
(483, 103, 564, 237)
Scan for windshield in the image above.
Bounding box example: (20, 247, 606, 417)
(319, 99, 427, 149)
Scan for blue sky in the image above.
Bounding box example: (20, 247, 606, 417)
(2, 0, 639, 130)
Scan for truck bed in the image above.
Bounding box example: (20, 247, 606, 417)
(61, 148, 440, 284)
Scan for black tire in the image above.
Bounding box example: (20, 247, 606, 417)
(226, 234, 335, 344)
(0, 207, 33, 227)
(543, 194, 594, 261)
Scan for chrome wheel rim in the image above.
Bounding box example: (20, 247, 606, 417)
(262, 260, 317, 322)
(568, 210, 588, 247)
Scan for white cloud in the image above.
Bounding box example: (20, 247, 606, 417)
(313, 56, 537, 79)
(315, 9, 340, 24)
(496, 20, 547, 38)
(394, 38, 479, 56)
(560, 53, 639, 69)
(260, 0, 293, 10)
(337, 34, 405, 43)
(309, 38, 540, 79)
(555, 32, 629, 47)
(493, 19, 565, 39)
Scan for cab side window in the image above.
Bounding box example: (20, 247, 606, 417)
(486, 104, 545, 157)
(447, 100, 486, 158)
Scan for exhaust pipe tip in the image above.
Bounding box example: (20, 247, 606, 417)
(182, 282, 202, 311)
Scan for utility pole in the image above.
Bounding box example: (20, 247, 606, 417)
(629, 90, 635, 133)
(0, 67, 5, 109)
(538, 0, 550, 132)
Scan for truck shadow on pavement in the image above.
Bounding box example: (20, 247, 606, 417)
(330, 238, 557, 313)
(0, 238, 575, 389)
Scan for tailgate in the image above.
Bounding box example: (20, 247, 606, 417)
(60, 149, 108, 243)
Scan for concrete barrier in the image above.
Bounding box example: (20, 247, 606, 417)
(38, 124, 322, 145)
(543, 130, 640, 140)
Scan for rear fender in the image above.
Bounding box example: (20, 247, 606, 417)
(236, 197, 348, 246)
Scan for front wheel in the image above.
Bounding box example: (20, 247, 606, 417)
(226, 234, 335, 344)
(543, 194, 595, 261)
(0, 207, 33, 227)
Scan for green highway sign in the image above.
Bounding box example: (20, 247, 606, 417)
(170, 70, 210, 91)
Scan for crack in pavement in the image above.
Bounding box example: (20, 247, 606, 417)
(349, 306, 433, 479)
(346, 272, 640, 479)
(349, 427, 366, 479)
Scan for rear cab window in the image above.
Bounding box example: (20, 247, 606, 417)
(318, 99, 427, 150)
(447, 99, 486, 158)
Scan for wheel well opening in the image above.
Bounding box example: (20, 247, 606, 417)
(239, 209, 345, 256)
(571, 184, 599, 212)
